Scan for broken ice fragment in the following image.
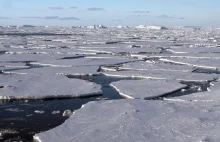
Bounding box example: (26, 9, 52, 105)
(168, 82, 220, 102)
(111, 79, 186, 99)
(63, 110, 72, 117)
(35, 110, 45, 114)
(52, 111, 60, 115)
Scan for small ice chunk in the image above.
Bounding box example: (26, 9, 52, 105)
(35, 110, 45, 114)
(5, 108, 24, 112)
(63, 110, 72, 117)
(52, 111, 60, 115)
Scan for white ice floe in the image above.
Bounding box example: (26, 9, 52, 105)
(119, 61, 193, 72)
(159, 58, 220, 69)
(0, 54, 64, 62)
(15, 66, 100, 76)
(102, 70, 219, 82)
(29, 55, 137, 67)
(167, 82, 220, 102)
(78, 45, 162, 54)
(110, 79, 186, 99)
(0, 74, 102, 100)
(34, 99, 220, 142)
(0, 62, 29, 71)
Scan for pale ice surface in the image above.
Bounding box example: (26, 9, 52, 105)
(1, 26, 220, 141)
(34, 99, 220, 142)
(168, 82, 220, 102)
(0, 74, 102, 100)
(103, 70, 218, 82)
(135, 25, 167, 30)
(111, 79, 186, 99)
(14, 66, 100, 76)
(29, 55, 138, 67)
(118, 61, 194, 72)
(0, 53, 64, 62)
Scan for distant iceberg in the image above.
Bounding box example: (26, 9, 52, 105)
(135, 25, 168, 30)
(87, 25, 107, 29)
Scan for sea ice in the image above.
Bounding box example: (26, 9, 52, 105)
(103, 70, 218, 82)
(167, 82, 220, 102)
(0, 74, 102, 100)
(110, 79, 186, 99)
(34, 99, 220, 142)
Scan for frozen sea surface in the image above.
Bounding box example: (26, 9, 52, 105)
(111, 79, 186, 99)
(0, 74, 102, 100)
(0, 26, 220, 141)
(35, 99, 220, 142)
(167, 82, 220, 102)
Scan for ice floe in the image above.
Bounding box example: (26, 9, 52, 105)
(102, 70, 219, 82)
(34, 99, 220, 142)
(111, 79, 186, 99)
(0, 74, 102, 100)
(167, 82, 220, 102)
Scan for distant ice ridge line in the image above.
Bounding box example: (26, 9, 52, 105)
(2, 24, 169, 30)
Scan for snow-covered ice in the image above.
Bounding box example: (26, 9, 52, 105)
(34, 99, 220, 142)
(0, 74, 102, 100)
(135, 25, 168, 30)
(1, 26, 220, 141)
(14, 66, 100, 76)
(102, 70, 219, 82)
(167, 82, 220, 102)
(111, 79, 186, 99)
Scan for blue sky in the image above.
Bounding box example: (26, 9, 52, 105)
(0, 0, 220, 27)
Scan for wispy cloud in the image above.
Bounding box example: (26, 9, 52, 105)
(158, 15, 175, 19)
(20, 16, 59, 20)
(48, 7, 64, 10)
(70, 7, 78, 9)
(133, 10, 150, 14)
(0, 16, 12, 19)
(59, 17, 80, 20)
(87, 7, 105, 12)
(45, 16, 59, 19)
(112, 19, 122, 22)
(20, 16, 42, 19)
(19, 16, 80, 20)
(157, 15, 185, 20)
(135, 14, 148, 17)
